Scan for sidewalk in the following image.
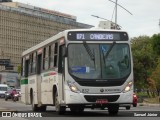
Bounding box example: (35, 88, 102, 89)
(0, 107, 17, 112)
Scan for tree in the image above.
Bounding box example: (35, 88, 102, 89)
(17, 65, 21, 74)
(131, 36, 157, 91)
(150, 33, 160, 96)
(152, 34, 160, 55)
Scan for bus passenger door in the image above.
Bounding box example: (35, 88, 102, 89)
(21, 58, 29, 105)
(37, 53, 42, 105)
(58, 45, 65, 104)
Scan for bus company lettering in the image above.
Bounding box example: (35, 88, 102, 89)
(105, 89, 121, 92)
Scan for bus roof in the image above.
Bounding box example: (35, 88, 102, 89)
(22, 28, 127, 56)
(22, 31, 65, 56)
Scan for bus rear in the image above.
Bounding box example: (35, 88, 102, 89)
(63, 29, 133, 114)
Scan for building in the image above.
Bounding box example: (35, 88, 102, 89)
(0, 2, 92, 71)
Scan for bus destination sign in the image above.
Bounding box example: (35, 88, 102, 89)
(67, 31, 128, 41)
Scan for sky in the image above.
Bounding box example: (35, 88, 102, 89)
(13, 0, 160, 38)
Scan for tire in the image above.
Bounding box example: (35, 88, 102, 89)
(108, 104, 119, 115)
(55, 91, 66, 115)
(40, 106, 47, 112)
(31, 94, 39, 111)
(126, 106, 131, 110)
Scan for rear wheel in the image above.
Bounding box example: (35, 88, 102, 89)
(31, 94, 39, 111)
(55, 91, 66, 114)
(40, 106, 47, 112)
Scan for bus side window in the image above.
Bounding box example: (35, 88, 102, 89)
(32, 52, 37, 74)
(54, 42, 58, 67)
(42, 47, 50, 70)
(42, 47, 46, 70)
(37, 53, 42, 74)
(21, 58, 25, 77)
(29, 54, 33, 75)
(50, 44, 55, 68)
(50, 42, 58, 68)
(25, 59, 29, 77)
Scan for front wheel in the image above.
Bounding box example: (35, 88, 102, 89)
(108, 104, 119, 115)
(55, 91, 66, 114)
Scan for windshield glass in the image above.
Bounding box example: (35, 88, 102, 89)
(0, 87, 7, 91)
(68, 43, 131, 80)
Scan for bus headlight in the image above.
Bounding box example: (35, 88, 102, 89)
(67, 81, 80, 93)
(123, 81, 133, 92)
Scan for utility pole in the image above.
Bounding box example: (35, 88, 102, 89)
(159, 19, 160, 32)
(115, 0, 118, 28)
(108, 0, 132, 29)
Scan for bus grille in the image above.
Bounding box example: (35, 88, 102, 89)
(84, 95, 120, 102)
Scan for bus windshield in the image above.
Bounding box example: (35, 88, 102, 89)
(68, 43, 131, 80)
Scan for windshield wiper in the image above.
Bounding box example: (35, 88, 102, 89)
(83, 41, 96, 68)
(104, 41, 116, 59)
(101, 42, 116, 68)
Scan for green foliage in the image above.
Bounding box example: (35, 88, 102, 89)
(17, 65, 21, 74)
(131, 34, 160, 98)
(151, 34, 160, 55)
(131, 36, 157, 90)
(150, 58, 160, 95)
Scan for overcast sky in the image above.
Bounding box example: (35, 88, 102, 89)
(13, 0, 160, 38)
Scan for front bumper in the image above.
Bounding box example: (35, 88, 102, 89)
(65, 90, 133, 105)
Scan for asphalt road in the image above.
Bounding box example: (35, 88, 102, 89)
(0, 98, 160, 120)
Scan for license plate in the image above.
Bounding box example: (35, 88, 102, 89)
(96, 99, 108, 104)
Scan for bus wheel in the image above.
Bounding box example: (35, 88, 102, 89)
(40, 106, 47, 112)
(55, 91, 66, 114)
(108, 104, 119, 115)
(31, 94, 38, 111)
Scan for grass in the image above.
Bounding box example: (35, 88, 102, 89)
(136, 92, 148, 98)
(143, 97, 160, 104)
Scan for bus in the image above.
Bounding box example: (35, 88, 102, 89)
(21, 28, 133, 115)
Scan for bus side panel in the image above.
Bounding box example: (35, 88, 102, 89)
(20, 77, 29, 105)
(41, 71, 58, 105)
(28, 75, 38, 105)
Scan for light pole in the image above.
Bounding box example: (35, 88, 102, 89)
(108, 0, 132, 29)
(115, 0, 118, 28)
(159, 19, 160, 33)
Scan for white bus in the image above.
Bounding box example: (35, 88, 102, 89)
(21, 28, 133, 115)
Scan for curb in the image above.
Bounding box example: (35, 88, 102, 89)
(0, 108, 17, 112)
